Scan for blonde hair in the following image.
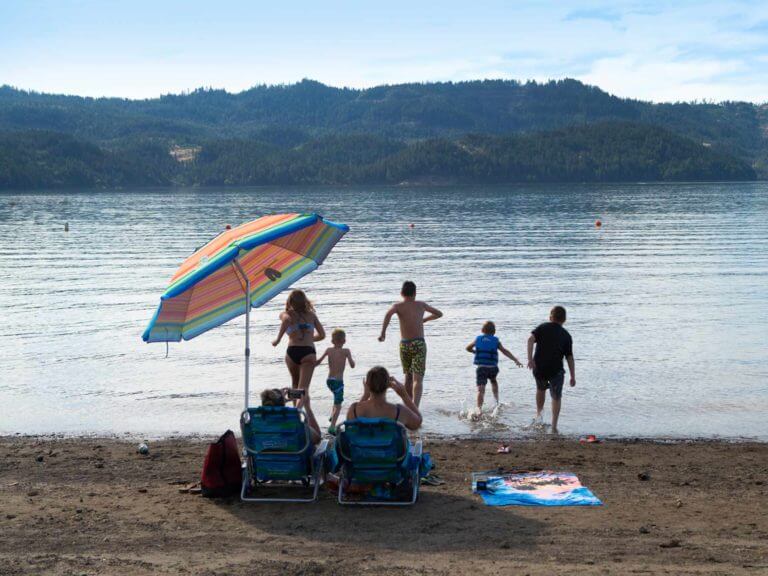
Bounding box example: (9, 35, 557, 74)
(331, 328, 346, 343)
(286, 289, 314, 316)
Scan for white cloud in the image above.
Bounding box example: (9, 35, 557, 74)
(578, 53, 760, 102)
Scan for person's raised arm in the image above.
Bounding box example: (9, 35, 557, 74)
(359, 376, 371, 402)
(499, 341, 523, 367)
(303, 403, 322, 444)
(526, 333, 536, 370)
(315, 349, 328, 367)
(423, 303, 443, 323)
(466, 340, 476, 354)
(313, 315, 325, 342)
(567, 355, 576, 387)
(388, 377, 422, 430)
(272, 313, 288, 346)
(378, 306, 396, 342)
(346, 349, 356, 369)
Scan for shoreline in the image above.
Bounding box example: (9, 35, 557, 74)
(2, 435, 767, 575)
(1, 179, 765, 194)
(3, 432, 767, 444)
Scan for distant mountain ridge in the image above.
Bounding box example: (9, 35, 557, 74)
(0, 78, 765, 188)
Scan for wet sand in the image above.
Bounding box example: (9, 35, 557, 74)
(1, 435, 767, 575)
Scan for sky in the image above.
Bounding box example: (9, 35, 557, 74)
(1, 0, 767, 103)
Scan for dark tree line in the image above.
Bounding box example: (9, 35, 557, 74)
(0, 122, 754, 190)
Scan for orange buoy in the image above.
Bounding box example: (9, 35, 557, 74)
(595, 219, 602, 228)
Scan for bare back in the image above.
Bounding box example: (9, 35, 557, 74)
(326, 347, 350, 380)
(282, 311, 318, 347)
(393, 300, 427, 340)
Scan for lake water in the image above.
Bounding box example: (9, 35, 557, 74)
(1, 184, 767, 440)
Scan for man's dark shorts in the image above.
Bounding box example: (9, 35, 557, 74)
(476, 366, 499, 386)
(535, 370, 565, 399)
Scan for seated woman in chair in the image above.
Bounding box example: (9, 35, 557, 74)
(261, 388, 322, 444)
(347, 366, 422, 431)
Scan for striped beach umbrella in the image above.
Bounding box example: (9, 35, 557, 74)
(142, 213, 349, 406)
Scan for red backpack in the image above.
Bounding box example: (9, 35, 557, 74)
(201, 430, 242, 498)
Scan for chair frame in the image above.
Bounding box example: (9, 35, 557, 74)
(240, 407, 327, 503)
(336, 419, 422, 506)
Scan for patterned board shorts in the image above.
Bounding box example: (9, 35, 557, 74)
(326, 378, 344, 405)
(400, 338, 427, 376)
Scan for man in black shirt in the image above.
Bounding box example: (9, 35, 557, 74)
(526, 306, 575, 434)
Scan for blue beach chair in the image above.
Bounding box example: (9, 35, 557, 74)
(240, 406, 328, 503)
(335, 418, 422, 506)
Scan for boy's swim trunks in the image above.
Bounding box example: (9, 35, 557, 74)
(326, 378, 344, 405)
(535, 370, 565, 399)
(400, 337, 427, 376)
(476, 366, 499, 386)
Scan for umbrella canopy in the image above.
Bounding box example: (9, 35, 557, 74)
(142, 213, 349, 343)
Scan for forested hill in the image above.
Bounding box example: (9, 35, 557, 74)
(0, 123, 755, 189)
(0, 78, 765, 188)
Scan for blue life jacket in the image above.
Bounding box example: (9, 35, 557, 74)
(474, 335, 499, 366)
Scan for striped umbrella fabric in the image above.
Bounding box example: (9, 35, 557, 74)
(142, 213, 349, 343)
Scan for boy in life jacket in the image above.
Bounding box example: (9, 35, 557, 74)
(466, 321, 523, 416)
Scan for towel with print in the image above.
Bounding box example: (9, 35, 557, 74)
(472, 470, 602, 507)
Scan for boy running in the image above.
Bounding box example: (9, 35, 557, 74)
(315, 328, 355, 435)
(527, 306, 575, 434)
(466, 321, 523, 415)
(378, 281, 442, 407)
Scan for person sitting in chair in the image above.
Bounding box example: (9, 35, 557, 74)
(346, 366, 422, 431)
(261, 388, 322, 444)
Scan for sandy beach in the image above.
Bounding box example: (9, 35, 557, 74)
(1, 435, 766, 575)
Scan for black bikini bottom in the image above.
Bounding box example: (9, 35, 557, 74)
(286, 345, 316, 364)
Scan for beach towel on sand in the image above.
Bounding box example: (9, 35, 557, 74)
(472, 470, 602, 507)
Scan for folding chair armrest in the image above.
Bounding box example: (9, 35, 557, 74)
(314, 439, 329, 459)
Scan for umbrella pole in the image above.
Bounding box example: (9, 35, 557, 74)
(233, 259, 251, 411)
(244, 276, 251, 411)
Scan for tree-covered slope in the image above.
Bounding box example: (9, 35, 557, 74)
(0, 79, 765, 172)
(0, 122, 754, 190)
(0, 131, 175, 189)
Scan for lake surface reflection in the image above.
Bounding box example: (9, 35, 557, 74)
(1, 183, 767, 439)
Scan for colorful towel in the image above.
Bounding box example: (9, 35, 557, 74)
(472, 470, 602, 507)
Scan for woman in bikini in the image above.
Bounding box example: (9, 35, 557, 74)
(272, 289, 325, 408)
(347, 366, 422, 431)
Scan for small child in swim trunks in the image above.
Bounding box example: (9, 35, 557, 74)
(315, 328, 355, 435)
(466, 321, 523, 415)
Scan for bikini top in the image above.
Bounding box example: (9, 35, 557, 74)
(286, 321, 313, 335)
(285, 313, 313, 335)
(352, 403, 401, 422)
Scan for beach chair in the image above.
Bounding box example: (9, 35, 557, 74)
(240, 406, 328, 503)
(335, 418, 422, 506)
